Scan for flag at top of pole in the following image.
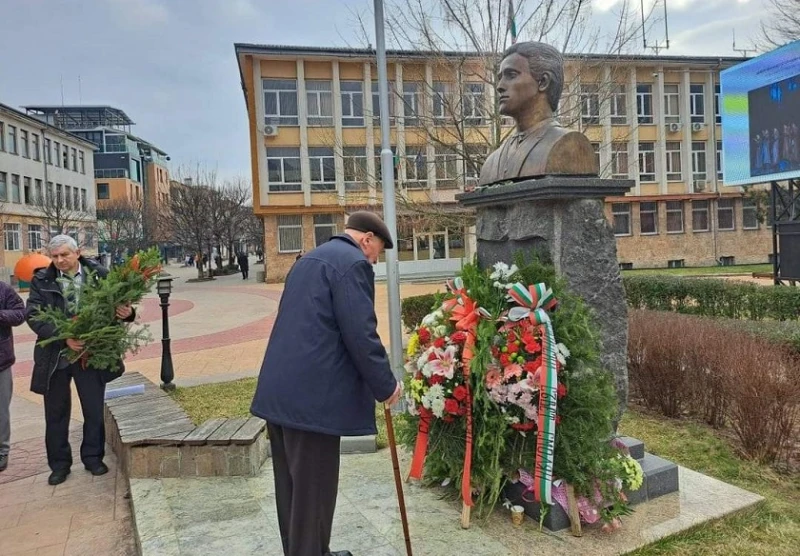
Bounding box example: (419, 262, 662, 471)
(508, 0, 517, 44)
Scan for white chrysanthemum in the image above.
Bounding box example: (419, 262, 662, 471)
(556, 343, 571, 366)
(421, 310, 443, 327)
(435, 325, 448, 337)
(431, 397, 446, 418)
(427, 384, 445, 400)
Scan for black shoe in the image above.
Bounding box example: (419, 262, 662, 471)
(84, 462, 109, 476)
(0, 454, 7, 472)
(48, 469, 70, 485)
(326, 552, 353, 556)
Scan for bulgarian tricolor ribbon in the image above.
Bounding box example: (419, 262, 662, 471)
(507, 282, 558, 506)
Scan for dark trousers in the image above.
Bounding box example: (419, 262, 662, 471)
(267, 423, 340, 556)
(44, 363, 106, 472)
(241, 268, 249, 279)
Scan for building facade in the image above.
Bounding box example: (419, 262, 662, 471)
(0, 102, 98, 274)
(234, 44, 769, 282)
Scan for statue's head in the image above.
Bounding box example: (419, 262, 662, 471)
(497, 41, 564, 117)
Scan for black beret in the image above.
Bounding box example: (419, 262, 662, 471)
(346, 211, 394, 249)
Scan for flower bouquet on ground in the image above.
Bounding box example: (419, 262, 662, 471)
(397, 254, 643, 530)
(32, 248, 163, 371)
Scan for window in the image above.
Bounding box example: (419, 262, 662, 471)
(343, 147, 368, 190)
(32, 133, 40, 161)
(435, 146, 459, 189)
(308, 147, 335, 191)
(277, 215, 302, 252)
(640, 201, 658, 235)
(580, 84, 600, 125)
(663, 84, 680, 124)
(432, 82, 450, 120)
(591, 142, 601, 173)
(53, 142, 60, 166)
(83, 227, 95, 248)
(65, 186, 72, 209)
(690, 84, 705, 124)
(56, 184, 63, 206)
(44, 138, 51, 164)
(717, 199, 735, 231)
(742, 198, 759, 229)
(691, 141, 707, 182)
(104, 135, 126, 152)
(714, 84, 721, 124)
(4, 224, 21, 251)
(612, 203, 631, 236)
(313, 214, 337, 246)
(340, 81, 364, 127)
(96, 183, 110, 199)
(692, 200, 710, 232)
(611, 143, 629, 178)
(638, 142, 656, 182)
(666, 200, 684, 233)
(27, 224, 43, 250)
(0, 172, 6, 201)
(20, 130, 29, 158)
(306, 80, 333, 126)
(23, 177, 31, 204)
(463, 144, 488, 187)
(610, 85, 627, 124)
(266, 147, 302, 192)
(71, 148, 77, 171)
(665, 141, 682, 181)
(34, 179, 42, 203)
(10, 174, 20, 203)
(716, 140, 723, 181)
(371, 81, 395, 124)
(462, 83, 484, 125)
(8, 125, 18, 154)
(62, 146, 69, 169)
(79, 151, 85, 174)
(263, 79, 299, 126)
(636, 84, 653, 124)
(0, 122, 4, 151)
(73, 187, 80, 211)
(402, 82, 422, 126)
(67, 227, 78, 242)
(405, 147, 427, 188)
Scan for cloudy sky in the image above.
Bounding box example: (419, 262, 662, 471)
(0, 0, 770, 181)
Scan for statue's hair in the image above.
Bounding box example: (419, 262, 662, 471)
(502, 41, 564, 112)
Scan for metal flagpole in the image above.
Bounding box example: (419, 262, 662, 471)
(373, 0, 404, 380)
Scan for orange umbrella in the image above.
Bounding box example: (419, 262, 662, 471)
(14, 253, 52, 282)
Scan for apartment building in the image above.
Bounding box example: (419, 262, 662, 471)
(234, 44, 767, 281)
(0, 102, 98, 273)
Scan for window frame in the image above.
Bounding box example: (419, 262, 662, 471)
(404, 147, 428, 188)
(402, 82, 422, 127)
(580, 83, 600, 126)
(666, 200, 684, 233)
(611, 142, 629, 179)
(308, 147, 336, 191)
(717, 198, 735, 231)
(691, 141, 707, 182)
(313, 214, 337, 247)
(27, 224, 43, 251)
(262, 78, 299, 126)
(266, 147, 302, 192)
(665, 141, 682, 182)
(610, 84, 628, 125)
(462, 82, 485, 125)
(611, 202, 632, 236)
(434, 147, 459, 189)
(692, 200, 710, 232)
(689, 84, 705, 124)
(714, 84, 721, 124)
(742, 198, 759, 230)
(8, 125, 18, 154)
(340, 81, 364, 127)
(342, 146, 369, 191)
(4, 223, 21, 251)
(716, 140, 724, 181)
(638, 142, 656, 182)
(305, 80, 334, 127)
(663, 84, 681, 124)
(636, 84, 654, 124)
(639, 201, 658, 235)
(277, 214, 303, 253)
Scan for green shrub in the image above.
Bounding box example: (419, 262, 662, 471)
(400, 293, 439, 332)
(623, 275, 800, 321)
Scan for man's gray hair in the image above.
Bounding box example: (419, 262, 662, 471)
(49, 234, 79, 252)
(502, 41, 564, 112)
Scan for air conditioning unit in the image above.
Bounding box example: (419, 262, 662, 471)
(691, 122, 704, 132)
(668, 122, 682, 133)
(264, 124, 279, 137)
(693, 179, 707, 192)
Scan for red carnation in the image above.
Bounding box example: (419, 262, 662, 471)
(507, 342, 519, 355)
(526, 343, 541, 354)
(428, 352, 438, 362)
(457, 405, 467, 416)
(499, 354, 511, 367)
(511, 421, 536, 431)
(557, 383, 567, 399)
(507, 331, 517, 342)
(444, 398, 460, 415)
(418, 327, 431, 343)
(452, 385, 468, 401)
(429, 375, 444, 385)
(523, 360, 539, 373)
(451, 331, 467, 343)
(491, 346, 500, 358)
(434, 337, 446, 349)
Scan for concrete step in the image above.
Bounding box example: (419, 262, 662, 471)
(639, 452, 680, 501)
(617, 436, 645, 460)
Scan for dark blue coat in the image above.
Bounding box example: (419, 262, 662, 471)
(250, 234, 397, 436)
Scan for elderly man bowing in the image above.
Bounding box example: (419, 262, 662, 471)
(251, 211, 402, 556)
(26, 235, 135, 486)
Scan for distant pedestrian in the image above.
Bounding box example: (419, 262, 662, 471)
(251, 211, 401, 556)
(0, 280, 26, 473)
(237, 252, 250, 280)
(295, 251, 303, 261)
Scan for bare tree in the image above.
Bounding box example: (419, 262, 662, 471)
(165, 168, 216, 279)
(212, 179, 250, 269)
(96, 198, 145, 262)
(240, 206, 265, 260)
(30, 185, 93, 242)
(760, 0, 800, 49)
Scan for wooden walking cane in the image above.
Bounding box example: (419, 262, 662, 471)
(384, 405, 413, 556)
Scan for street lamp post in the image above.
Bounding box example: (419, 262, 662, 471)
(157, 274, 175, 391)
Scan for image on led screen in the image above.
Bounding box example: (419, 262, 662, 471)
(747, 77, 800, 178)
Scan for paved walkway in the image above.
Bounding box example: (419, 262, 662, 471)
(0, 258, 442, 555)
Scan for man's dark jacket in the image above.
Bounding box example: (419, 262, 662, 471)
(0, 281, 26, 370)
(250, 234, 397, 436)
(26, 257, 135, 395)
(237, 253, 249, 271)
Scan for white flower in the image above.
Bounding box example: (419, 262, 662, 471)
(427, 384, 445, 400)
(556, 343, 571, 366)
(490, 262, 519, 281)
(435, 325, 448, 337)
(431, 397, 446, 418)
(422, 310, 443, 327)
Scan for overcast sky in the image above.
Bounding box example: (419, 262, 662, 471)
(0, 0, 769, 181)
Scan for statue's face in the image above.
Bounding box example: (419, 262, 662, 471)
(497, 53, 538, 117)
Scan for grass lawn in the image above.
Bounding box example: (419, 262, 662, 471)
(169, 377, 390, 449)
(621, 264, 772, 277)
(171, 379, 798, 554)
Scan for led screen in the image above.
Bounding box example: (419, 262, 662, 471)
(720, 40, 800, 186)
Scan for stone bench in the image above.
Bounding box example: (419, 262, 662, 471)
(103, 372, 269, 479)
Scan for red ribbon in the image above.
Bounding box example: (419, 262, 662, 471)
(408, 408, 431, 481)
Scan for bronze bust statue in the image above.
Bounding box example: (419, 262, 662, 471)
(479, 41, 598, 186)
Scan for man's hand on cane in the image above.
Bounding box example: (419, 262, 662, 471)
(384, 382, 403, 407)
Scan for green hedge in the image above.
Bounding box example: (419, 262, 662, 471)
(400, 293, 439, 332)
(622, 275, 800, 321)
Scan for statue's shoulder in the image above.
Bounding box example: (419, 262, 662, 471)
(545, 128, 598, 175)
(478, 142, 505, 186)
